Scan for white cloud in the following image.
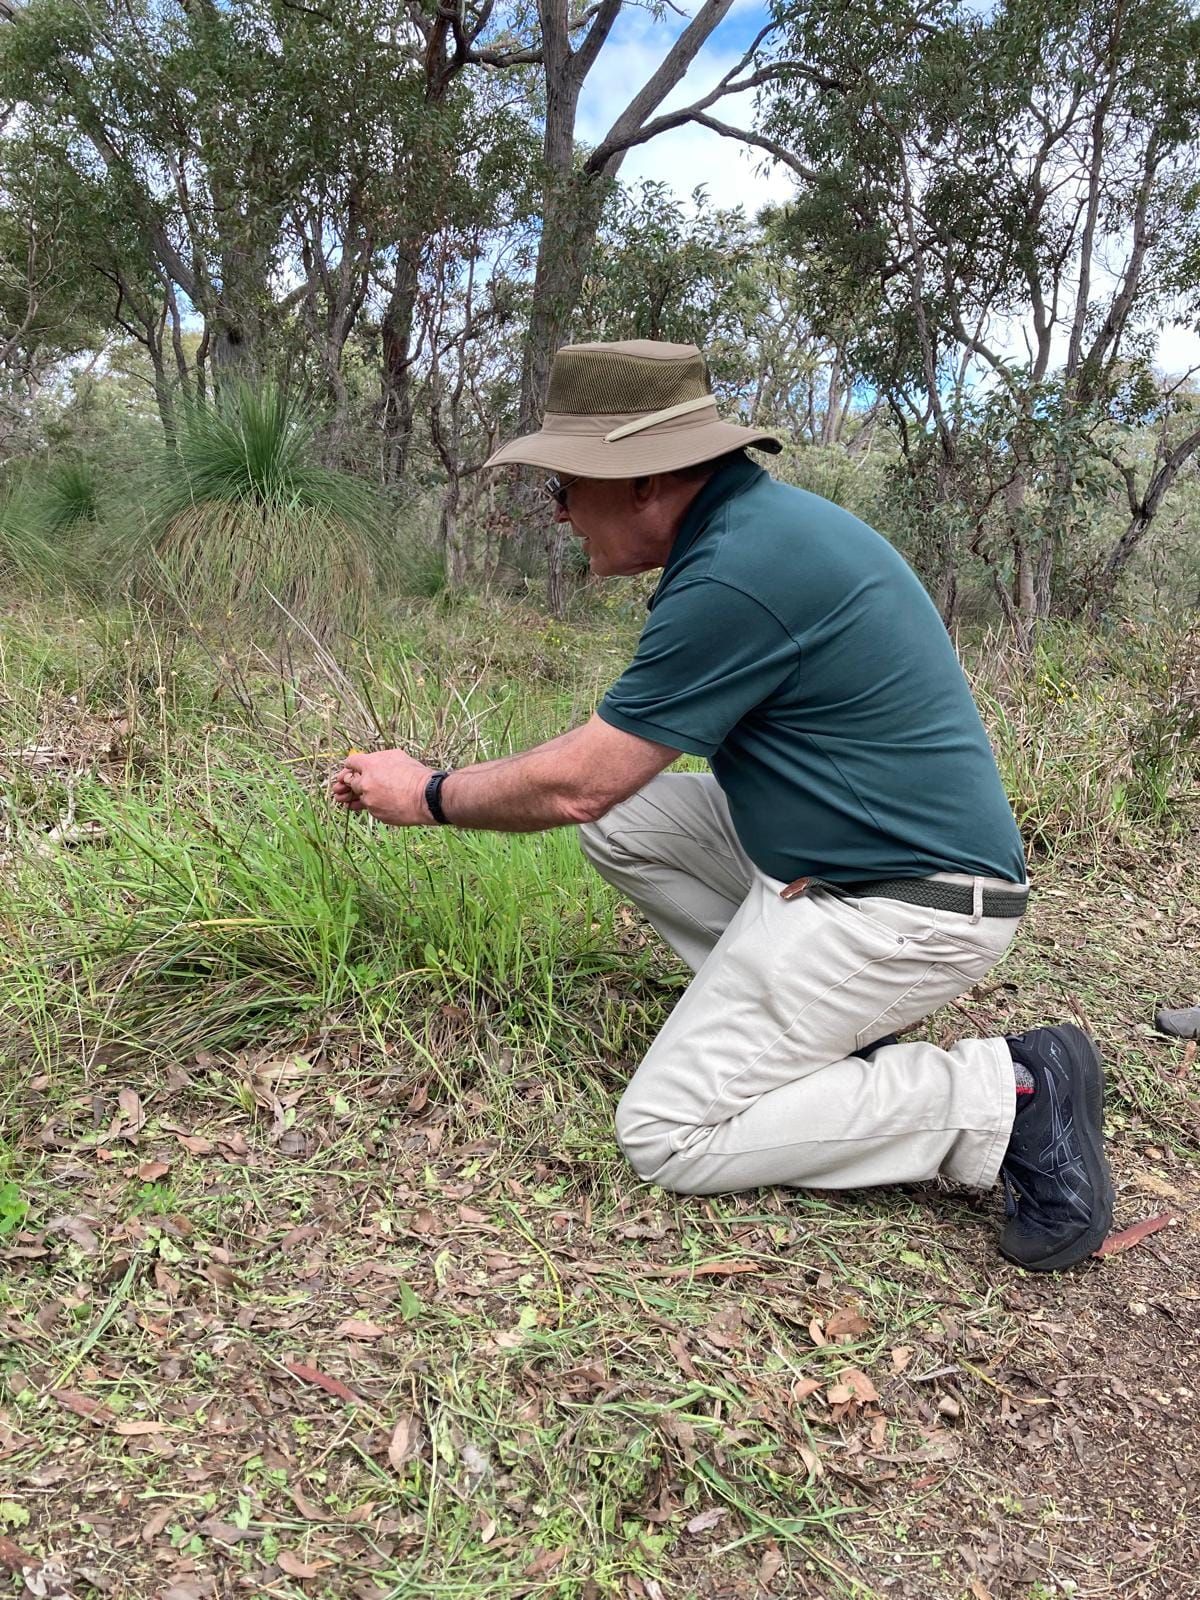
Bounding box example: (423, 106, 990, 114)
(578, 5, 1197, 375)
(578, 10, 792, 216)
(1158, 324, 1200, 378)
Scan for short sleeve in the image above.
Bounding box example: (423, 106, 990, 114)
(597, 580, 799, 756)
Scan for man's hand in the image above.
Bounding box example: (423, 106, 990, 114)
(331, 748, 434, 826)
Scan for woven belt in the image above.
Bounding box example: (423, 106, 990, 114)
(781, 876, 1029, 919)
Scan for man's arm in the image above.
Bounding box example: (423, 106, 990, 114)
(330, 713, 681, 831)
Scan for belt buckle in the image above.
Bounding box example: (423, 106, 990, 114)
(780, 876, 813, 902)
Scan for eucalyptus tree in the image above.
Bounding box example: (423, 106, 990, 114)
(0, 128, 106, 457)
(578, 181, 859, 443)
(759, 0, 1200, 641)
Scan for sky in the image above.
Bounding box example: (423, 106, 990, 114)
(577, 2, 1200, 378)
(576, 3, 792, 215)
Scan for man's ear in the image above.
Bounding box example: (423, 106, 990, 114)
(630, 474, 660, 508)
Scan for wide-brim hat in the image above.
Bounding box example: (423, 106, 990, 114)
(484, 339, 782, 478)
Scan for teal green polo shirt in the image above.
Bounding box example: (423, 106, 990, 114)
(597, 457, 1026, 885)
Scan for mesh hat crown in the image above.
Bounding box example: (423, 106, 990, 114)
(484, 338, 781, 478)
(547, 340, 712, 415)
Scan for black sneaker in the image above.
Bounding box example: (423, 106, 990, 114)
(999, 1024, 1115, 1271)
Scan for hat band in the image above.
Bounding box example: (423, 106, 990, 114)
(603, 394, 718, 442)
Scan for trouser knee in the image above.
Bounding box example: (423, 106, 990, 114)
(577, 809, 636, 883)
(615, 1086, 676, 1187)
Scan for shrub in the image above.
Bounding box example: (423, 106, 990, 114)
(0, 483, 58, 591)
(137, 383, 388, 638)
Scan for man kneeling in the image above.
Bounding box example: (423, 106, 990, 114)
(332, 339, 1114, 1273)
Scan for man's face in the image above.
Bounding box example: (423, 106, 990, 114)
(552, 476, 669, 578)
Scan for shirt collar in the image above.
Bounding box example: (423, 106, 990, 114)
(651, 455, 766, 605)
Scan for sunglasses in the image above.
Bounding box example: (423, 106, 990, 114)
(543, 473, 579, 510)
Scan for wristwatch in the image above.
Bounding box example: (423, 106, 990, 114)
(424, 769, 451, 824)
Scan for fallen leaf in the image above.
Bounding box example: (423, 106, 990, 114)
(174, 1134, 212, 1155)
(286, 1362, 357, 1404)
(798, 1444, 823, 1479)
(387, 1413, 424, 1471)
(140, 1503, 174, 1543)
(48, 1215, 100, 1256)
(758, 1544, 783, 1586)
(937, 1395, 962, 1420)
(808, 1317, 827, 1347)
(117, 1087, 145, 1134)
(51, 1388, 115, 1425)
(277, 1549, 332, 1578)
(891, 1345, 914, 1373)
(138, 1160, 171, 1182)
(1094, 1213, 1174, 1257)
(840, 1368, 880, 1404)
(826, 1383, 853, 1405)
(334, 1319, 387, 1341)
(685, 1507, 726, 1535)
(968, 1579, 995, 1600)
(113, 1419, 165, 1436)
(825, 1306, 871, 1341)
(523, 1546, 567, 1578)
(792, 1377, 822, 1401)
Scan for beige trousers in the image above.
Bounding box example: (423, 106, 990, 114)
(579, 773, 1024, 1196)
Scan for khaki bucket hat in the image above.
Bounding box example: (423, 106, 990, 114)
(484, 339, 782, 478)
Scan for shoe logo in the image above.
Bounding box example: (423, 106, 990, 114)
(1040, 1076, 1080, 1175)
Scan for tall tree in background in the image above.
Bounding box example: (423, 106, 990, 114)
(762, 0, 1200, 644)
(578, 182, 862, 444)
(0, 128, 107, 456)
(518, 0, 790, 429)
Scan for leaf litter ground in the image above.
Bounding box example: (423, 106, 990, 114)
(2, 857, 1198, 1600)
(1, 606, 1198, 1600)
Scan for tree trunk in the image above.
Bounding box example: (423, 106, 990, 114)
(207, 224, 273, 382)
(545, 524, 571, 615)
(441, 474, 469, 588)
(380, 246, 421, 482)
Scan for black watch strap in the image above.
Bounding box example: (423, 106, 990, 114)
(424, 769, 451, 825)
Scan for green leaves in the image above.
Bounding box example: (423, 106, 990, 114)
(0, 1179, 28, 1237)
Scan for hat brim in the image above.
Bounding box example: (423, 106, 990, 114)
(483, 412, 782, 478)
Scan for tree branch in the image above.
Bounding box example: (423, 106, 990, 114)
(595, 106, 822, 182)
(584, 0, 738, 174)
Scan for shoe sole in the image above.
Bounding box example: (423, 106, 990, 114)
(1000, 1024, 1115, 1272)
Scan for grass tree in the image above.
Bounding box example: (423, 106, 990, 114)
(141, 383, 387, 638)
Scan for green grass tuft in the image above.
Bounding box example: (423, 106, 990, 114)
(134, 383, 389, 638)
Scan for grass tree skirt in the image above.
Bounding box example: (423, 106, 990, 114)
(1155, 1005, 1200, 1040)
(138, 383, 387, 640)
